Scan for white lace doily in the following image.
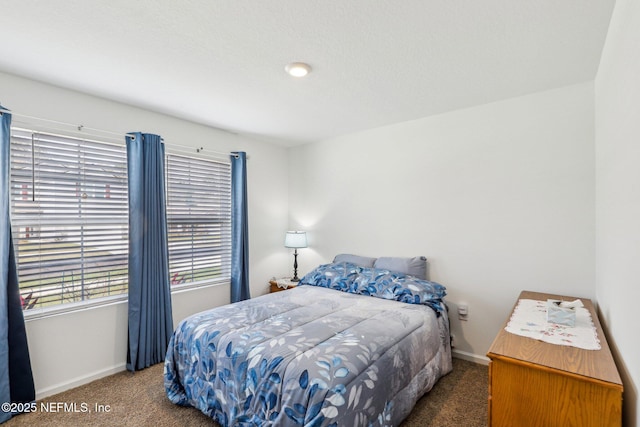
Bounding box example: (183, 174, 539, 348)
(505, 299, 601, 350)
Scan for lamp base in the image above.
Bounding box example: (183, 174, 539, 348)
(291, 249, 300, 282)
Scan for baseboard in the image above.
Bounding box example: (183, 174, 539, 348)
(36, 363, 128, 399)
(452, 349, 490, 365)
(34, 351, 486, 399)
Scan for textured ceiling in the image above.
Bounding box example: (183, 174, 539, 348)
(0, 1, 615, 146)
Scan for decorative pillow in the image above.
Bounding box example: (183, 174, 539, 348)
(300, 262, 446, 314)
(373, 256, 427, 280)
(299, 262, 362, 292)
(332, 254, 377, 268)
(353, 267, 445, 312)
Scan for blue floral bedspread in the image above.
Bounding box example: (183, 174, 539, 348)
(165, 284, 452, 426)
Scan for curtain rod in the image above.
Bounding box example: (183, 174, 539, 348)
(0, 107, 241, 159)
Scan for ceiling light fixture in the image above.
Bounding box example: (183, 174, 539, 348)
(285, 62, 311, 77)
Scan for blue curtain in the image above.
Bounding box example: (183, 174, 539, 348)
(0, 107, 35, 423)
(230, 152, 250, 303)
(126, 132, 173, 372)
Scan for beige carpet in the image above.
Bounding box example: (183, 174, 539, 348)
(5, 358, 487, 426)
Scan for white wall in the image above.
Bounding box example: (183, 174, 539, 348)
(595, 0, 640, 425)
(0, 71, 290, 397)
(289, 82, 595, 361)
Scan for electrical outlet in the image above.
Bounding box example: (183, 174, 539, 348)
(458, 304, 469, 321)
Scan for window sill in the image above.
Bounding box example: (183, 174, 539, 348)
(23, 279, 231, 321)
(170, 278, 230, 294)
(23, 294, 128, 321)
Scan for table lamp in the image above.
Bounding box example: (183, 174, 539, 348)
(285, 231, 307, 281)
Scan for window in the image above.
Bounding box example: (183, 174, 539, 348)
(9, 127, 232, 312)
(165, 153, 232, 287)
(10, 129, 129, 310)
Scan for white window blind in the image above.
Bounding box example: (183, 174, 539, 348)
(10, 128, 129, 310)
(165, 153, 231, 287)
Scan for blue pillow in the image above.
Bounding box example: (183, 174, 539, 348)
(299, 263, 446, 314)
(332, 254, 377, 268)
(373, 256, 427, 280)
(299, 262, 361, 292)
(353, 267, 446, 305)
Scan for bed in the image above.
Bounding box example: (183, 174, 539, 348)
(164, 256, 452, 426)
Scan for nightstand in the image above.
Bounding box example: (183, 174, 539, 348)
(269, 278, 298, 293)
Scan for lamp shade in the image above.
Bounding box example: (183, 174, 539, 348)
(285, 231, 307, 248)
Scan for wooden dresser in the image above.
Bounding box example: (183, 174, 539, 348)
(487, 290, 623, 427)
